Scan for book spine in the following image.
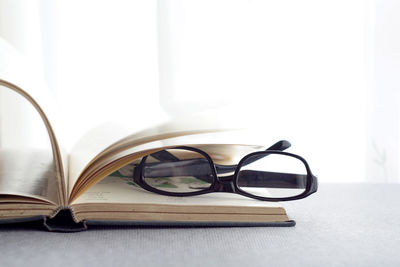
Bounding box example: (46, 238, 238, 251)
(43, 207, 87, 232)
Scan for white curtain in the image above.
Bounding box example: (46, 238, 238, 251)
(0, 0, 399, 183)
(0, 1, 48, 148)
(366, 0, 400, 183)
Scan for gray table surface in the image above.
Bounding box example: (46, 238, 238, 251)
(1, 183, 399, 267)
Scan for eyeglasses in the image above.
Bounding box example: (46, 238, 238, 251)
(132, 140, 318, 201)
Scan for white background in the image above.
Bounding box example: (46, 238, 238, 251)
(0, 0, 399, 183)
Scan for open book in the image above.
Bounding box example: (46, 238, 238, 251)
(0, 46, 293, 230)
(0, 79, 293, 230)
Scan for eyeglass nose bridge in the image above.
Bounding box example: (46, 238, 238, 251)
(213, 176, 236, 193)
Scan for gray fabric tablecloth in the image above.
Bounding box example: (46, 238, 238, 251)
(1, 183, 399, 267)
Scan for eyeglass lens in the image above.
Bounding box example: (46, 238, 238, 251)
(142, 148, 214, 193)
(237, 153, 308, 198)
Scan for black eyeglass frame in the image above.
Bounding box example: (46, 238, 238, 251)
(133, 145, 318, 202)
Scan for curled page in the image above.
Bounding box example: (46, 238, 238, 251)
(0, 38, 66, 205)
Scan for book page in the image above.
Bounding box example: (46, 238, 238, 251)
(0, 40, 66, 205)
(68, 115, 246, 198)
(69, 136, 290, 223)
(67, 122, 141, 197)
(0, 149, 58, 204)
(68, 131, 267, 202)
(72, 171, 281, 209)
(71, 143, 269, 206)
(0, 85, 59, 205)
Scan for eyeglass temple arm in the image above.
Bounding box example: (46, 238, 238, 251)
(144, 140, 291, 176)
(215, 140, 291, 173)
(150, 140, 290, 162)
(140, 140, 293, 181)
(266, 140, 291, 151)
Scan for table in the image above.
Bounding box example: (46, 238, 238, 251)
(1, 183, 399, 266)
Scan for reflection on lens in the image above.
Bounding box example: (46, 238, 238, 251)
(143, 148, 214, 193)
(237, 153, 307, 198)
